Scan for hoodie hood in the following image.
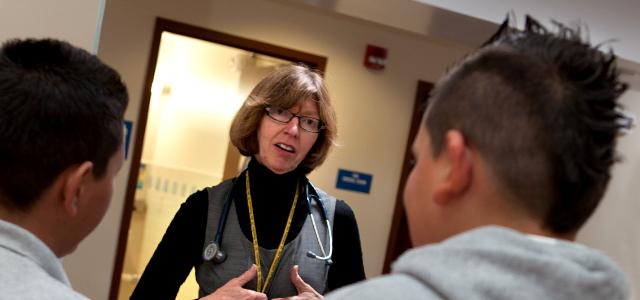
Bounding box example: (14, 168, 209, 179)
(390, 226, 629, 300)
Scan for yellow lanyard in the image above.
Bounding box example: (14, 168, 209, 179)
(245, 170, 299, 293)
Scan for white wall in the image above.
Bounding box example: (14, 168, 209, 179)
(0, 0, 104, 53)
(70, 0, 470, 298)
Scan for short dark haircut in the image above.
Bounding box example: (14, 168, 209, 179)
(425, 16, 629, 234)
(0, 38, 129, 211)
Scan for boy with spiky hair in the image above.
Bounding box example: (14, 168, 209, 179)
(326, 15, 631, 300)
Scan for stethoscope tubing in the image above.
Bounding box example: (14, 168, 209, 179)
(204, 172, 333, 264)
(214, 178, 235, 246)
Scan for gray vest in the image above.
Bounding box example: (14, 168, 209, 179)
(196, 179, 336, 298)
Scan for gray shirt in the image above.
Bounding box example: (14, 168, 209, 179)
(0, 219, 88, 300)
(327, 226, 629, 300)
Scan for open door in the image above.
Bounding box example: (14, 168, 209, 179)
(383, 80, 432, 273)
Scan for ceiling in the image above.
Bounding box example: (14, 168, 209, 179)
(284, 0, 640, 89)
(414, 0, 639, 64)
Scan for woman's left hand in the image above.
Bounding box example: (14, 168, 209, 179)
(272, 265, 324, 300)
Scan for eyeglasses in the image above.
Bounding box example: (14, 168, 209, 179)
(264, 106, 324, 133)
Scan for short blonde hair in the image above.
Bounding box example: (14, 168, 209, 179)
(229, 64, 337, 174)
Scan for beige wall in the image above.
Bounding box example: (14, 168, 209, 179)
(65, 0, 469, 298)
(0, 0, 103, 52)
(577, 88, 640, 299)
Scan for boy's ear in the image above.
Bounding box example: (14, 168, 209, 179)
(61, 161, 94, 217)
(433, 130, 472, 205)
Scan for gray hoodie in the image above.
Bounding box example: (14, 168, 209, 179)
(0, 219, 88, 300)
(326, 226, 629, 300)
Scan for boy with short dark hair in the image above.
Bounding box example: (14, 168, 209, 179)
(0, 38, 128, 299)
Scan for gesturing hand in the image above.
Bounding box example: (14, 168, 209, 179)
(272, 265, 324, 300)
(200, 264, 267, 300)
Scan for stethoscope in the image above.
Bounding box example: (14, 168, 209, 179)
(203, 172, 334, 265)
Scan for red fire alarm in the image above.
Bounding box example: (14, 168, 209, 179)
(364, 44, 387, 70)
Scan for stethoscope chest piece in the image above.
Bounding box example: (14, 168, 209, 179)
(203, 242, 227, 263)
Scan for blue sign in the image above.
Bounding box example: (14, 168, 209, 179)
(336, 169, 373, 194)
(124, 120, 133, 160)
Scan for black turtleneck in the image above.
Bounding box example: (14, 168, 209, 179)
(233, 158, 309, 249)
(132, 159, 366, 299)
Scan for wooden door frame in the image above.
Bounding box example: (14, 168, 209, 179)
(383, 80, 433, 273)
(109, 17, 327, 299)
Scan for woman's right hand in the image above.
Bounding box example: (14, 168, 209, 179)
(201, 265, 267, 300)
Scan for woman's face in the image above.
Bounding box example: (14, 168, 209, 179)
(255, 99, 320, 174)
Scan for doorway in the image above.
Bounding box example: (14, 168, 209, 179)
(383, 80, 432, 273)
(110, 18, 326, 300)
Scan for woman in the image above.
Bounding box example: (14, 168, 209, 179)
(132, 65, 365, 299)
